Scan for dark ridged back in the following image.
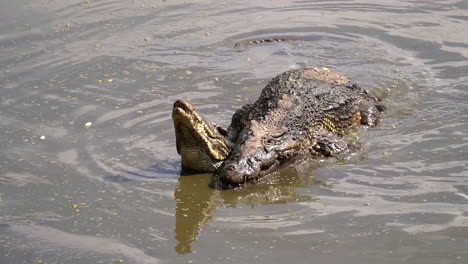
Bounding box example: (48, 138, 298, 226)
(234, 68, 374, 138)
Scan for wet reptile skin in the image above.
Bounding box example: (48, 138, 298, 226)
(172, 67, 383, 188)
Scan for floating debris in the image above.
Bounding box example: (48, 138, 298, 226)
(85, 122, 92, 128)
(71, 204, 80, 213)
(186, 70, 192, 75)
(40, 135, 46, 140)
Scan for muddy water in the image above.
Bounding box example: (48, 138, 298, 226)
(1, 0, 467, 263)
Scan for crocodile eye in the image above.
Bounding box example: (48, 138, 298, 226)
(263, 136, 278, 146)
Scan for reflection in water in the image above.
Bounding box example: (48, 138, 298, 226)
(174, 172, 221, 254)
(174, 162, 324, 253)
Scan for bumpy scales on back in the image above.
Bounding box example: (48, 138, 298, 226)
(172, 67, 382, 188)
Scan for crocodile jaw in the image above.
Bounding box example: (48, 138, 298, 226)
(172, 100, 230, 172)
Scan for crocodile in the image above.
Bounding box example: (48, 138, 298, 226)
(172, 67, 383, 188)
(233, 35, 325, 48)
(234, 38, 288, 47)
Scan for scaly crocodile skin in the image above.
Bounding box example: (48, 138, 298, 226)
(172, 67, 382, 188)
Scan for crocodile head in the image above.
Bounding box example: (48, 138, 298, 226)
(214, 120, 299, 189)
(172, 100, 230, 172)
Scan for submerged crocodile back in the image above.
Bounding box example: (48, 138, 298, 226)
(243, 67, 374, 136)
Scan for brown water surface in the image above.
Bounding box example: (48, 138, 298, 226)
(1, 0, 467, 263)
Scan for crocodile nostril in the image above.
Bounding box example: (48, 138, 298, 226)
(175, 102, 187, 111)
(173, 100, 192, 113)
